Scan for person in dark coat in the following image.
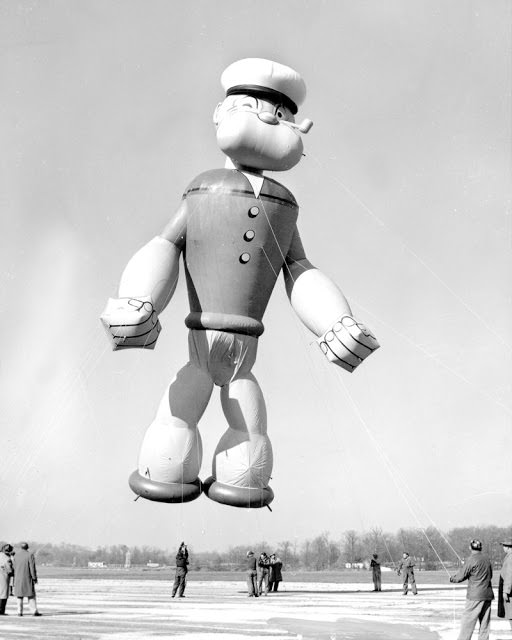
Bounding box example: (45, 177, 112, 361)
(246, 551, 258, 597)
(497, 538, 512, 631)
(268, 554, 283, 592)
(13, 543, 41, 616)
(397, 552, 417, 595)
(257, 552, 270, 595)
(450, 539, 494, 640)
(0, 544, 14, 615)
(370, 553, 382, 592)
(171, 542, 189, 598)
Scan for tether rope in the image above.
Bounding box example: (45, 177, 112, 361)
(308, 153, 511, 353)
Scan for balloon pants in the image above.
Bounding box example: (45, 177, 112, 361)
(137, 329, 272, 497)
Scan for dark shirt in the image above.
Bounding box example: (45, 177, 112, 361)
(370, 559, 381, 573)
(246, 556, 257, 571)
(451, 551, 494, 601)
(175, 551, 189, 569)
(271, 560, 283, 582)
(398, 557, 415, 573)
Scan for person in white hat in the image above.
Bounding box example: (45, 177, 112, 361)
(101, 58, 379, 509)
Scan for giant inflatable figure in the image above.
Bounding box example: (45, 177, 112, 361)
(101, 58, 380, 509)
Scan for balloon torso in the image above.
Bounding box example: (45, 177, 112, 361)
(181, 168, 299, 337)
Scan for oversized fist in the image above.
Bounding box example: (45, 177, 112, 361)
(100, 296, 161, 350)
(317, 314, 379, 372)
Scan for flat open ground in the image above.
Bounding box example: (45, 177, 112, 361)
(1, 571, 511, 640)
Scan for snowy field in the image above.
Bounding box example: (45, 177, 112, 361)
(0, 578, 511, 640)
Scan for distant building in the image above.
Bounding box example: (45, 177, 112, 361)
(88, 561, 107, 569)
(124, 550, 131, 569)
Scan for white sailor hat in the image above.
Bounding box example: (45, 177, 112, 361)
(221, 58, 306, 115)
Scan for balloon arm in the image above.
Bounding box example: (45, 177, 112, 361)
(118, 236, 181, 314)
(100, 236, 181, 350)
(100, 197, 187, 351)
(284, 261, 352, 336)
(284, 260, 380, 372)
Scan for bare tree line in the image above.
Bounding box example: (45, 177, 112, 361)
(3, 524, 510, 571)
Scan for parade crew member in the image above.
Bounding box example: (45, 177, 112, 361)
(397, 552, 417, 595)
(0, 544, 14, 615)
(257, 552, 270, 595)
(246, 551, 258, 597)
(370, 553, 382, 592)
(171, 542, 189, 598)
(13, 543, 41, 616)
(102, 58, 379, 509)
(268, 553, 283, 592)
(498, 537, 512, 631)
(450, 539, 494, 640)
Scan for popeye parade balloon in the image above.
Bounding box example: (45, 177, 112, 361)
(101, 58, 380, 509)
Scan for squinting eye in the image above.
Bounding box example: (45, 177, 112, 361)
(234, 96, 258, 109)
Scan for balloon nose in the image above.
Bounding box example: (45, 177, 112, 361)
(258, 112, 279, 125)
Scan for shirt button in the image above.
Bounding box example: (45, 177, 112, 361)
(239, 253, 251, 264)
(244, 230, 255, 241)
(248, 206, 259, 217)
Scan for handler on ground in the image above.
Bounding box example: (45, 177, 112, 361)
(268, 554, 283, 592)
(498, 537, 512, 632)
(397, 552, 417, 595)
(246, 551, 258, 597)
(171, 542, 189, 598)
(450, 539, 493, 640)
(370, 553, 382, 592)
(13, 542, 41, 616)
(0, 544, 14, 615)
(257, 552, 270, 596)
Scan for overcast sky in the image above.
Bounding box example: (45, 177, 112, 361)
(1, 0, 511, 555)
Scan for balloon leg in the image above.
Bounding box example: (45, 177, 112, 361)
(204, 373, 274, 508)
(129, 362, 213, 503)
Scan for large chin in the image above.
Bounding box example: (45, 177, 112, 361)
(216, 112, 303, 171)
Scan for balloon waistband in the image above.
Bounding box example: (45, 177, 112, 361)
(185, 312, 264, 337)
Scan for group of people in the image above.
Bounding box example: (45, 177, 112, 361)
(450, 538, 512, 640)
(170, 543, 283, 599)
(2, 534, 511, 640)
(246, 551, 283, 597)
(0, 542, 41, 617)
(369, 539, 512, 639)
(369, 551, 418, 595)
